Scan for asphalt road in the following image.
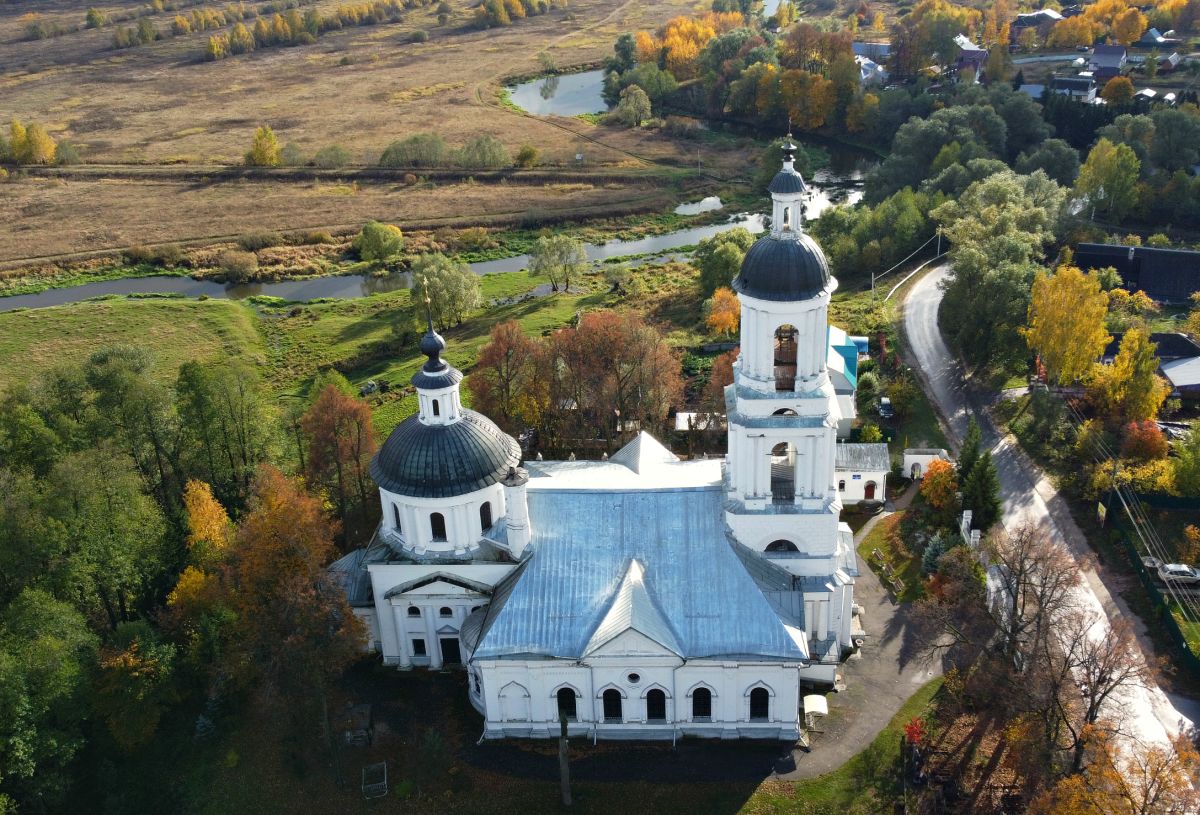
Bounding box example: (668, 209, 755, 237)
(902, 263, 1198, 753)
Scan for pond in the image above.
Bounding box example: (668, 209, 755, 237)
(0, 213, 767, 313)
(504, 70, 608, 117)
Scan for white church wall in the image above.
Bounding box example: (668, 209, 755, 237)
(475, 659, 805, 740)
(836, 468, 887, 504)
(377, 482, 507, 555)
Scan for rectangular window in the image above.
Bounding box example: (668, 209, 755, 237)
(412, 638, 427, 656)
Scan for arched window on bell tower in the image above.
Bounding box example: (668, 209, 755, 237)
(774, 325, 798, 391)
(782, 206, 791, 230)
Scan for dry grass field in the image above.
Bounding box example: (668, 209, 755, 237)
(1, 0, 723, 260)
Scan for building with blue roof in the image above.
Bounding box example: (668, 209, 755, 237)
(338, 142, 863, 741)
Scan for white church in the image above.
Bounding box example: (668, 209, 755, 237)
(332, 142, 878, 741)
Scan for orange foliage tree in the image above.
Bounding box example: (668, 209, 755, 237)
(705, 287, 740, 336)
(302, 384, 377, 534)
(920, 458, 959, 511)
(225, 466, 364, 714)
(467, 320, 550, 433)
(1111, 5, 1148, 43)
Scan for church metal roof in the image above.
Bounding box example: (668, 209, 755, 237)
(733, 233, 831, 302)
(834, 443, 891, 472)
(583, 560, 683, 657)
(470, 485, 810, 662)
(370, 411, 521, 499)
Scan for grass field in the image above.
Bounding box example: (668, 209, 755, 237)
(0, 295, 266, 391)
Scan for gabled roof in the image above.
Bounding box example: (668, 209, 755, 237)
(471, 486, 810, 662)
(583, 560, 682, 656)
(1162, 356, 1200, 389)
(610, 431, 680, 474)
(835, 442, 891, 471)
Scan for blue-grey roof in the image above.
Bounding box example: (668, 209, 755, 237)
(370, 411, 521, 499)
(733, 233, 831, 302)
(471, 486, 809, 662)
(768, 168, 808, 195)
(835, 443, 890, 471)
(583, 560, 682, 656)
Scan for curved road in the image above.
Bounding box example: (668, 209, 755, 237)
(902, 264, 1198, 754)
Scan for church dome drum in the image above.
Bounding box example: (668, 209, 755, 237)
(371, 410, 520, 499)
(733, 232, 831, 302)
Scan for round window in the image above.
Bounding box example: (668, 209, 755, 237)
(627, 672, 641, 684)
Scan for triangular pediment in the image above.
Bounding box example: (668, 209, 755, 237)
(583, 560, 682, 657)
(587, 628, 681, 658)
(610, 432, 679, 474)
(383, 571, 493, 599)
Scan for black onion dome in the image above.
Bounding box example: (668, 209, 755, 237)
(768, 169, 808, 195)
(370, 411, 521, 498)
(733, 233, 831, 301)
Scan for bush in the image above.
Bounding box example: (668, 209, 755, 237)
(55, 141, 82, 165)
(354, 221, 404, 262)
(154, 244, 185, 267)
(303, 230, 335, 244)
(515, 144, 539, 168)
(125, 245, 156, 265)
(279, 142, 305, 165)
(219, 250, 259, 282)
(408, 29, 428, 42)
(237, 231, 283, 251)
(313, 144, 352, 168)
(379, 133, 447, 168)
(457, 134, 509, 169)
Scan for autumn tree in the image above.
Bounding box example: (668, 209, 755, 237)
(702, 347, 739, 414)
(1077, 138, 1140, 221)
(1100, 75, 1136, 106)
(529, 234, 588, 293)
(93, 622, 178, 751)
(302, 384, 377, 534)
(466, 320, 549, 433)
(780, 69, 836, 130)
(544, 311, 683, 449)
(920, 458, 958, 511)
(224, 466, 363, 728)
(1120, 420, 1168, 461)
(1111, 6, 1148, 44)
(1025, 266, 1111, 385)
(244, 124, 281, 166)
(1030, 729, 1200, 814)
(705, 286, 740, 336)
(182, 479, 232, 564)
(1086, 327, 1169, 423)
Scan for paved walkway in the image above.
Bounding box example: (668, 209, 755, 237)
(776, 500, 941, 780)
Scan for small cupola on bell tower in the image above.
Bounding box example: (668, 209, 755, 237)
(768, 137, 808, 237)
(412, 301, 464, 426)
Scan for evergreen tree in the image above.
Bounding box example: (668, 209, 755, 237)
(958, 418, 982, 480)
(963, 450, 1001, 531)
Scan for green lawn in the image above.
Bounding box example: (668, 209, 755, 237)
(0, 296, 266, 391)
(742, 676, 943, 814)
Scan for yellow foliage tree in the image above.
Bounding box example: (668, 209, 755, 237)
(1048, 16, 1103, 47)
(1025, 265, 1111, 385)
(22, 123, 55, 164)
(1086, 326, 1170, 423)
(245, 124, 281, 166)
(183, 480, 231, 562)
(634, 30, 660, 63)
(780, 69, 835, 130)
(705, 287, 740, 335)
(9, 120, 27, 162)
(1111, 6, 1147, 44)
(846, 92, 879, 133)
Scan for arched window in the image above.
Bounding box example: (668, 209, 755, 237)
(864, 481, 877, 500)
(838, 479, 846, 491)
(765, 540, 799, 553)
(430, 512, 447, 541)
(557, 687, 578, 721)
(749, 687, 770, 722)
(393, 504, 402, 532)
(774, 325, 798, 391)
(602, 689, 623, 723)
(439, 606, 453, 618)
(692, 688, 712, 720)
(407, 606, 421, 617)
(646, 689, 667, 722)
(432, 399, 440, 417)
(772, 408, 798, 416)
(480, 501, 493, 531)
(783, 206, 791, 228)
(771, 442, 795, 505)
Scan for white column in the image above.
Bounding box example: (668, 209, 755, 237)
(426, 608, 442, 669)
(393, 606, 412, 668)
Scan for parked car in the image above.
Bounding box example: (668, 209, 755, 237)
(878, 397, 895, 419)
(1147, 558, 1200, 585)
